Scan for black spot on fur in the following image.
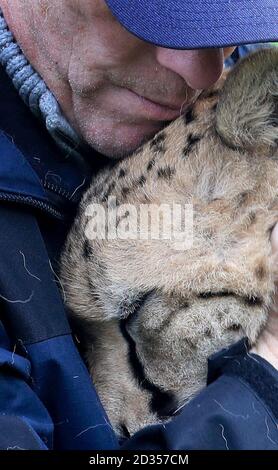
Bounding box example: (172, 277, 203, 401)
(101, 181, 116, 202)
(101, 193, 109, 203)
(116, 211, 130, 228)
(212, 103, 218, 112)
(183, 133, 202, 158)
(157, 166, 176, 180)
(137, 175, 146, 186)
(184, 108, 195, 125)
(180, 301, 190, 309)
(227, 324, 242, 332)
(238, 192, 250, 206)
(205, 328, 212, 338)
(147, 159, 156, 172)
(121, 187, 130, 197)
(150, 132, 166, 153)
(118, 168, 126, 178)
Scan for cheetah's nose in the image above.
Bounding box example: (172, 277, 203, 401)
(156, 47, 224, 90)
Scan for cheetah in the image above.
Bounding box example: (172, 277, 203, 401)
(60, 48, 278, 438)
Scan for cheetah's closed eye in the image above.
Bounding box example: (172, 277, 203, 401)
(60, 49, 278, 437)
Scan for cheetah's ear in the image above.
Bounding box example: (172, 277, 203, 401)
(216, 48, 278, 151)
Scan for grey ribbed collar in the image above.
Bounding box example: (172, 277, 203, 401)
(0, 10, 85, 161)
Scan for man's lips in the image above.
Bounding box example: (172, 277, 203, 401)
(123, 87, 186, 121)
(131, 90, 184, 112)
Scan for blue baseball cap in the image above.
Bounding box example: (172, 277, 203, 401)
(105, 0, 278, 49)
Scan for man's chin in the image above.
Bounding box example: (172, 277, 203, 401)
(81, 122, 165, 160)
(99, 135, 153, 159)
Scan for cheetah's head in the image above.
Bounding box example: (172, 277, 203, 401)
(61, 48, 278, 437)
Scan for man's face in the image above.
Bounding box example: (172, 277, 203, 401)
(13, 0, 234, 157)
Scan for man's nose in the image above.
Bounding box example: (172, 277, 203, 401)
(155, 48, 224, 90)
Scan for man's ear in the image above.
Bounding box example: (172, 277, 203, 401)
(216, 48, 278, 151)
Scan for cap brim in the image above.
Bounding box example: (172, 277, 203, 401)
(106, 0, 278, 49)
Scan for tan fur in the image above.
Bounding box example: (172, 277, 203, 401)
(60, 49, 278, 437)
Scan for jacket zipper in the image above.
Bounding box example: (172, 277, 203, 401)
(0, 192, 64, 220)
(43, 181, 73, 201)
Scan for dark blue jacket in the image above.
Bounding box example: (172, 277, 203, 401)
(0, 54, 278, 450)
